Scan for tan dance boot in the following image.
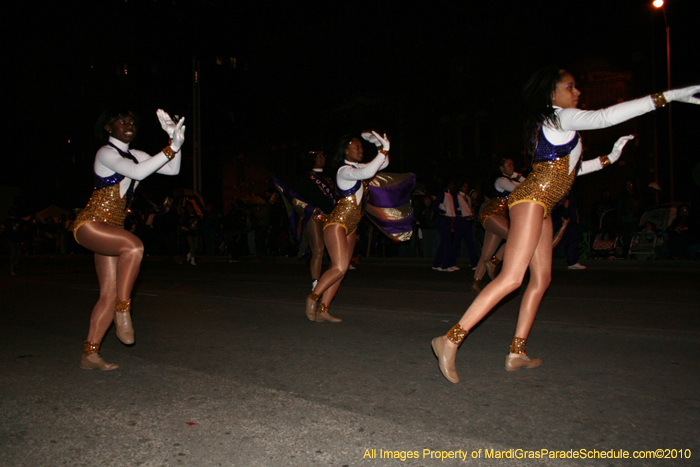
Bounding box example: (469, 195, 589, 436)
(470, 277, 482, 293)
(505, 337, 542, 371)
(79, 341, 119, 371)
(431, 324, 467, 383)
(305, 292, 320, 321)
(315, 302, 342, 323)
(484, 256, 501, 280)
(114, 299, 134, 345)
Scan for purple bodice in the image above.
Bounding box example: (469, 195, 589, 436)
(533, 126, 579, 163)
(336, 179, 361, 199)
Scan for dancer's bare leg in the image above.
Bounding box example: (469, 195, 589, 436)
(306, 218, 325, 282)
(321, 231, 357, 307)
(503, 215, 552, 370)
(494, 244, 505, 262)
(484, 216, 510, 280)
(314, 225, 351, 294)
(486, 216, 509, 240)
(76, 222, 144, 302)
(87, 254, 119, 343)
(305, 225, 349, 321)
(76, 222, 144, 369)
(514, 216, 552, 339)
(473, 216, 510, 291)
(473, 232, 500, 282)
(306, 225, 350, 322)
(433, 202, 545, 382)
(458, 203, 544, 330)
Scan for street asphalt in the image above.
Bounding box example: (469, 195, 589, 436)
(1, 255, 698, 467)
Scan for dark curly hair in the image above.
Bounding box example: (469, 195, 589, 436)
(94, 107, 138, 143)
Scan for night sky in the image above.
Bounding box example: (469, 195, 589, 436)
(7, 0, 699, 214)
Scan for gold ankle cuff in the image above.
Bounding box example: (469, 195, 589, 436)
(308, 292, 320, 302)
(490, 256, 501, 266)
(446, 324, 468, 345)
(83, 341, 100, 354)
(116, 299, 132, 313)
(317, 303, 329, 313)
(471, 278, 481, 286)
(510, 337, 527, 354)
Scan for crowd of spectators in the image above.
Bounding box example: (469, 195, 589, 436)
(2, 176, 699, 270)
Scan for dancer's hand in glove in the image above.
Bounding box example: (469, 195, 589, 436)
(361, 131, 390, 152)
(170, 116, 186, 152)
(157, 109, 183, 138)
(664, 85, 700, 105)
(607, 135, 634, 164)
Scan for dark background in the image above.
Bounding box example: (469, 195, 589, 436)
(6, 0, 699, 216)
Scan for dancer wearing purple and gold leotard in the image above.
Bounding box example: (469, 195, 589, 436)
(73, 108, 185, 370)
(471, 158, 525, 293)
(304, 131, 390, 323)
(432, 68, 700, 383)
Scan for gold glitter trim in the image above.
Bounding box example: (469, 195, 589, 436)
(510, 337, 527, 354)
(309, 292, 321, 302)
(599, 155, 611, 168)
(391, 231, 413, 242)
(290, 198, 309, 217)
(368, 172, 412, 187)
(365, 204, 411, 222)
(73, 185, 128, 243)
(471, 278, 481, 286)
(509, 198, 548, 215)
(83, 341, 100, 354)
(446, 323, 468, 345)
(508, 154, 576, 219)
(317, 303, 329, 314)
(324, 221, 350, 235)
(163, 146, 177, 160)
(479, 196, 509, 226)
(323, 192, 365, 237)
(651, 92, 667, 109)
(116, 299, 131, 313)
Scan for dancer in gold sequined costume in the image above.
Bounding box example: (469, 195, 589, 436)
(304, 132, 390, 323)
(432, 67, 700, 383)
(471, 158, 525, 293)
(73, 108, 185, 370)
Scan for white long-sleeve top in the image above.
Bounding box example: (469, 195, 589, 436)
(543, 95, 655, 175)
(336, 153, 389, 204)
(494, 173, 526, 195)
(95, 137, 182, 197)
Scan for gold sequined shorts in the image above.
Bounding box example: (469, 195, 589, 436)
(508, 155, 575, 219)
(323, 196, 362, 236)
(479, 197, 509, 226)
(72, 185, 127, 244)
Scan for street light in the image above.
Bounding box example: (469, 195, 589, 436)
(653, 0, 674, 200)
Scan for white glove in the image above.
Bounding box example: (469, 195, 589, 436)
(170, 117, 186, 152)
(157, 109, 181, 138)
(607, 135, 634, 164)
(361, 131, 390, 151)
(663, 85, 700, 105)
